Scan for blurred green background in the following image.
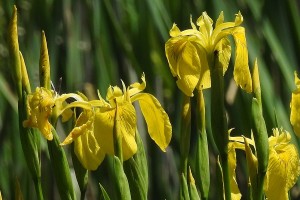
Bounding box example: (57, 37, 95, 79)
(1, 0, 300, 199)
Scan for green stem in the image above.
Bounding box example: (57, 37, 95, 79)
(48, 128, 75, 200)
(220, 154, 231, 200)
(34, 178, 44, 200)
(195, 89, 210, 200)
(180, 96, 191, 177)
(113, 103, 123, 163)
(210, 54, 230, 199)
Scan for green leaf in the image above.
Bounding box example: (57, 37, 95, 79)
(124, 158, 147, 200)
(111, 156, 131, 200)
(99, 183, 111, 200)
(48, 128, 75, 200)
(71, 143, 88, 199)
(179, 173, 190, 200)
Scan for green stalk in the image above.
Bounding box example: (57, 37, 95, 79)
(18, 98, 44, 200)
(71, 143, 88, 200)
(9, 6, 44, 200)
(251, 61, 268, 200)
(195, 89, 210, 200)
(210, 54, 230, 199)
(179, 96, 191, 176)
(48, 128, 75, 200)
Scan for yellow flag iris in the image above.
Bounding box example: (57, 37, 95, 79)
(165, 11, 252, 96)
(228, 129, 300, 200)
(264, 128, 300, 200)
(23, 87, 88, 140)
(290, 72, 300, 137)
(62, 74, 172, 170)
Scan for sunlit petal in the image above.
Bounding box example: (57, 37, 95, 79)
(290, 72, 300, 137)
(131, 93, 172, 151)
(118, 102, 137, 160)
(175, 40, 202, 96)
(74, 128, 105, 170)
(231, 27, 252, 93)
(228, 142, 242, 200)
(94, 108, 115, 156)
(23, 87, 54, 140)
(169, 23, 181, 37)
(215, 38, 231, 75)
(128, 73, 146, 97)
(264, 129, 300, 200)
(61, 110, 94, 145)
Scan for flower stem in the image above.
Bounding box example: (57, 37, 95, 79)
(34, 178, 44, 200)
(210, 53, 230, 199)
(179, 96, 191, 176)
(113, 103, 123, 163)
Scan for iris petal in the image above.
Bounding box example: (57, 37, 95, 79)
(61, 110, 94, 145)
(232, 27, 252, 93)
(290, 72, 300, 137)
(94, 108, 115, 156)
(175, 40, 202, 96)
(74, 128, 104, 170)
(264, 130, 300, 200)
(118, 102, 137, 160)
(131, 93, 172, 151)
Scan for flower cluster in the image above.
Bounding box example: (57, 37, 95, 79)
(23, 74, 172, 170)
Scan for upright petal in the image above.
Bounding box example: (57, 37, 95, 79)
(196, 12, 213, 40)
(94, 108, 115, 156)
(118, 102, 137, 160)
(131, 93, 172, 151)
(128, 73, 146, 97)
(169, 23, 181, 37)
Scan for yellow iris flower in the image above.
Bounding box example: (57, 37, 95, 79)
(264, 128, 300, 200)
(228, 128, 300, 200)
(165, 11, 252, 96)
(23, 87, 88, 140)
(290, 72, 300, 137)
(62, 74, 172, 170)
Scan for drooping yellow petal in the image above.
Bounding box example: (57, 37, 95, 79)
(290, 72, 300, 137)
(228, 142, 242, 200)
(264, 129, 300, 200)
(231, 27, 252, 93)
(195, 43, 211, 90)
(94, 108, 115, 156)
(215, 38, 231, 75)
(74, 127, 105, 170)
(61, 110, 94, 145)
(243, 136, 258, 196)
(174, 40, 202, 96)
(131, 93, 172, 151)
